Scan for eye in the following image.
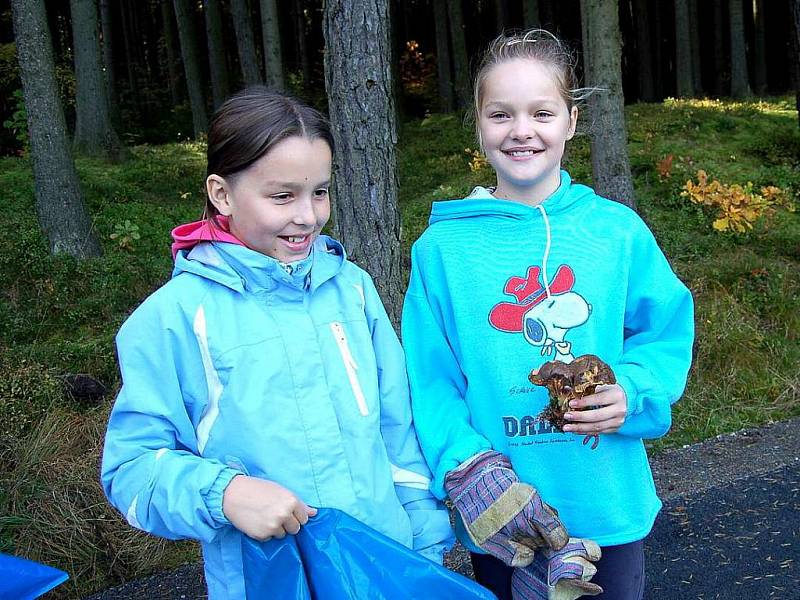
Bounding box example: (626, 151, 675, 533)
(271, 193, 292, 203)
(314, 188, 329, 199)
(489, 111, 509, 120)
(534, 111, 553, 119)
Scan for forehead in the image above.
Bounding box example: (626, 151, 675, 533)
(481, 58, 566, 106)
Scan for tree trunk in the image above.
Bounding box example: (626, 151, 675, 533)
(10, 0, 102, 258)
(653, 0, 665, 98)
(323, 0, 404, 327)
(494, 0, 508, 33)
(688, 0, 702, 94)
(729, 0, 752, 98)
(631, 0, 654, 101)
(713, 0, 726, 96)
(433, 0, 454, 112)
(161, 0, 183, 104)
(523, 0, 540, 28)
(99, 0, 119, 124)
(173, 0, 208, 136)
(790, 0, 800, 127)
(260, 0, 285, 89)
(446, 0, 470, 109)
(674, 0, 694, 97)
(579, 0, 635, 208)
(540, 0, 556, 30)
(204, 0, 229, 108)
(752, 0, 767, 94)
(70, 0, 126, 160)
(292, 0, 311, 88)
(230, 0, 262, 85)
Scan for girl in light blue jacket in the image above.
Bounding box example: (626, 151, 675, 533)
(101, 87, 452, 599)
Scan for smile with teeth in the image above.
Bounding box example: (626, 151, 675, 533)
(285, 235, 308, 243)
(504, 148, 543, 157)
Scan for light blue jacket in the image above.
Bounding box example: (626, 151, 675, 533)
(102, 237, 452, 599)
(403, 172, 694, 549)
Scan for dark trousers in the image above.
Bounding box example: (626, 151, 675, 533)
(470, 539, 645, 600)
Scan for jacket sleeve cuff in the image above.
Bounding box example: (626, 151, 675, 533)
(205, 467, 243, 525)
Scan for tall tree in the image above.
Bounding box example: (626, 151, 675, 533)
(580, 0, 635, 207)
(791, 0, 800, 127)
(230, 0, 262, 85)
(161, 0, 184, 105)
(204, 0, 230, 108)
(688, 0, 702, 94)
(674, 0, 694, 97)
(173, 0, 208, 136)
(70, 0, 126, 160)
(752, 0, 767, 94)
(494, 0, 509, 33)
(631, 0, 655, 101)
(292, 0, 311, 87)
(433, 0, 454, 112)
(447, 0, 471, 109)
(260, 0, 285, 89)
(713, 0, 726, 96)
(323, 0, 404, 326)
(729, 0, 752, 98)
(523, 0, 540, 28)
(99, 0, 119, 124)
(10, 0, 102, 258)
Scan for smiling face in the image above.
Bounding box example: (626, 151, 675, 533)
(206, 135, 332, 262)
(478, 58, 577, 205)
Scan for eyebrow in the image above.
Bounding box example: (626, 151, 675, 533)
(262, 179, 330, 190)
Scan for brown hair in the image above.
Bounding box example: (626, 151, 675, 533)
(204, 86, 334, 221)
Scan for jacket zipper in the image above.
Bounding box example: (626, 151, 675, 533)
(330, 321, 369, 416)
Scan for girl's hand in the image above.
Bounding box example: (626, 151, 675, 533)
(222, 475, 317, 541)
(562, 384, 627, 435)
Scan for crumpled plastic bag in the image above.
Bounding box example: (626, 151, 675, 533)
(242, 508, 497, 599)
(0, 552, 69, 599)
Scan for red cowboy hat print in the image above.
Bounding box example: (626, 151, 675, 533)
(488, 265, 576, 332)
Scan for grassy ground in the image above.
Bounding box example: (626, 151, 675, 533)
(0, 97, 797, 597)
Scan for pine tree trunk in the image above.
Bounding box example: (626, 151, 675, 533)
(790, 0, 800, 127)
(70, 0, 126, 160)
(523, 0, 540, 28)
(674, 0, 694, 97)
(10, 0, 102, 258)
(752, 0, 767, 94)
(494, 0, 508, 33)
(99, 0, 119, 124)
(260, 0, 285, 89)
(204, 0, 229, 108)
(540, 0, 556, 30)
(729, 0, 752, 98)
(653, 0, 665, 98)
(293, 0, 311, 88)
(433, 0, 454, 112)
(631, 0, 654, 101)
(230, 0, 262, 85)
(173, 0, 208, 136)
(323, 0, 404, 327)
(161, 0, 183, 104)
(446, 0, 470, 109)
(688, 0, 702, 94)
(713, 0, 726, 96)
(580, 0, 635, 208)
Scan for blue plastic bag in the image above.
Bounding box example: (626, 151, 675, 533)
(242, 508, 497, 599)
(0, 553, 69, 600)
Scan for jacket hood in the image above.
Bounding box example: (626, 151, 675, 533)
(171, 217, 243, 260)
(429, 171, 594, 225)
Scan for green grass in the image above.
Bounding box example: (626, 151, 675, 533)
(0, 97, 798, 597)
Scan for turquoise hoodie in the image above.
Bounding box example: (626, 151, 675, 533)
(102, 236, 452, 599)
(402, 171, 694, 548)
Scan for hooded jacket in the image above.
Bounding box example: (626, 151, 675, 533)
(402, 171, 694, 549)
(102, 231, 452, 599)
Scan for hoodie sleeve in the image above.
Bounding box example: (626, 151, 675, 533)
(101, 296, 242, 543)
(361, 273, 454, 563)
(614, 223, 695, 440)
(401, 243, 493, 499)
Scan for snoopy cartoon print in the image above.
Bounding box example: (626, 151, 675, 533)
(489, 265, 590, 363)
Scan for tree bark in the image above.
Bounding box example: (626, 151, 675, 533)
(70, 0, 126, 160)
(99, 0, 119, 124)
(230, 0, 262, 85)
(433, 0, 454, 112)
(161, 0, 183, 104)
(494, 0, 508, 33)
(752, 0, 767, 94)
(173, 0, 208, 136)
(260, 0, 285, 89)
(204, 0, 229, 108)
(713, 0, 726, 96)
(688, 0, 702, 94)
(674, 0, 694, 97)
(292, 0, 311, 88)
(729, 0, 752, 98)
(323, 0, 404, 327)
(579, 0, 635, 208)
(446, 0, 470, 109)
(540, 0, 556, 30)
(631, 0, 654, 101)
(523, 0, 540, 28)
(10, 0, 102, 258)
(790, 0, 800, 127)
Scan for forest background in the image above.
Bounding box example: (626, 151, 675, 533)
(0, 0, 798, 598)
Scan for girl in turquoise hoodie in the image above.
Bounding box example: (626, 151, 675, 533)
(101, 87, 452, 599)
(402, 30, 694, 600)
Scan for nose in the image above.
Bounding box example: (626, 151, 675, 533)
(510, 117, 535, 141)
(292, 196, 317, 226)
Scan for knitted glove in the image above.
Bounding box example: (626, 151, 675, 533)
(511, 537, 603, 600)
(444, 451, 569, 567)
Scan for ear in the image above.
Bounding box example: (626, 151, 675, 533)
(566, 106, 578, 141)
(206, 174, 233, 216)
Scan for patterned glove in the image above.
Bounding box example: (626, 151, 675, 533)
(444, 451, 569, 567)
(511, 537, 603, 600)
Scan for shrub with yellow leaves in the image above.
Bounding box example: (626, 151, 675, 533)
(464, 148, 489, 173)
(681, 170, 795, 233)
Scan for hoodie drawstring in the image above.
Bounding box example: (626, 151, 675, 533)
(536, 204, 552, 299)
